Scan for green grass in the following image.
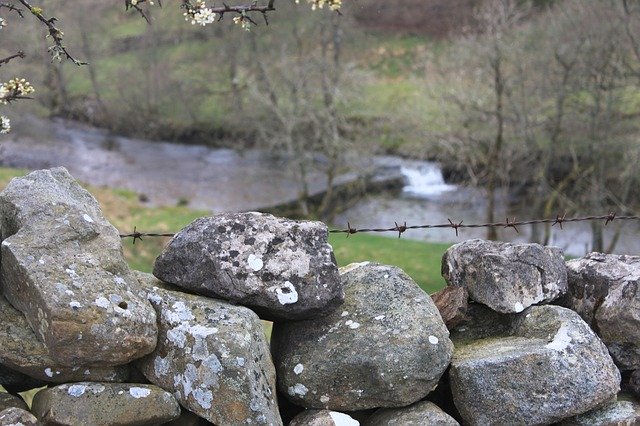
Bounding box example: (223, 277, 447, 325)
(329, 233, 449, 294)
(0, 167, 449, 294)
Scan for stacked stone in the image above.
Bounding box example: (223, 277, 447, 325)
(0, 167, 638, 425)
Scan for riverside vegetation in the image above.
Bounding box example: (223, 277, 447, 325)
(0, 167, 638, 425)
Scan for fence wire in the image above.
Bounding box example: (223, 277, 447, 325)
(119, 212, 639, 244)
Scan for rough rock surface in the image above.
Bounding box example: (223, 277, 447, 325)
(136, 273, 282, 426)
(450, 304, 620, 425)
(0, 407, 38, 425)
(0, 295, 129, 383)
(271, 262, 453, 411)
(289, 410, 361, 426)
(0, 392, 28, 412)
(31, 382, 180, 426)
(153, 212, 343, 320)
(431, 286, 468, 329)
(442, 239, 566, 313)
(559, 394, 640, 425)
(365, 401, 459, 425)
(560, 252, 640, 370)
(0, 167, 157, 366)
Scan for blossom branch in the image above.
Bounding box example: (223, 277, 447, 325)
(16, 0, 87, 65)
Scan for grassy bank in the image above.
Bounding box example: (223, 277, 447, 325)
(0, 167, 449, 294)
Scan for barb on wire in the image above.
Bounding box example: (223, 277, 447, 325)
(118, 211, 640, 244)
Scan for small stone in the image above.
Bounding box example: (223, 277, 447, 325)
(136, 273, 282, 426)
(289, 410, 360, 426)
(430, 286, 468, 329)
(0, 392, 28, 412)
(153, 212, 343, 320)
(0, 168, 157, 366)
(0, 295, 129, 383)
(559, 394, 640, 425)
(272, 263, 453, 411)
(0, 407, 39, 425)
(31, 382, 180, 426)
(559, 253, 640, 370)
(450, 305, 620, 425)
(366, 401, 459, 425)
(442, 239, 567, 313)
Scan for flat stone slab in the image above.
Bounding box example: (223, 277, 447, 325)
(31, 382, 180, 426)
(271, 262, 453, 411)
(136, 273, 282, 426)
(0, 295, 129, 383)
(560, 252, 640, 370)
(442, 239, 566, 313)
(450, 305, 620, 425)
(0, 168, 157, 366)
(153, 212, 343, 320)
(366, 400, 459, 425)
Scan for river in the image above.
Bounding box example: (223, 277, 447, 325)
(2, 117, 638, 257)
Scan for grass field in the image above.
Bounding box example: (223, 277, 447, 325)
(0, 167, 449, 294)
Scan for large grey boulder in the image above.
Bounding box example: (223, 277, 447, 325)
(560, 253, 640, 370)
(153, 212, 343, 321)
(450, 304, 620, 425)
(31, 382, 181, 426)
(271, 262, 453, 411)
(136, 273, 282, 426)
(0, 168, 157, 366)
(289, 410, 361, 426)
(0, 295, 129, 383)
(365, 401, 459, 425)
(442, 239, 566, 313)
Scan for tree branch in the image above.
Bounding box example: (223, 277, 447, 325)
(0, 51, 25, 67)
(16, 0, 87, 66)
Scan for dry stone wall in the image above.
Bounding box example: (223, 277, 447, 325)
(0, 167, 638, 426)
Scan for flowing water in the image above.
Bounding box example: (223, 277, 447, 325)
(2, 117, 638, 257)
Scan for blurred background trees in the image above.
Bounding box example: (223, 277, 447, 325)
(0, 0, 639, 249)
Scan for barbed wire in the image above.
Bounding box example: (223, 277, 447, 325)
(119, 211, 639, 244)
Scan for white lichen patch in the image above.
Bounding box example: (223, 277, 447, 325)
(114, 276, 126, 286)
(374, 315, 385, 321)
(345, 320, 360, 329)
(274, 281, 298, 305)
(341, 311, 349, 317)
(329, 411, 360, 426)
(288, 383, 308, 397)
(190, 324, 218, 338)
(94, 296, 110, 309)
(68, 384, 87, 397)
(44, 368, 53, 378)
(129, 387, 152, 398)
(69, 301, 82, 309)
(546, 324, 572, 351)
(247, 254, 264, 271)
(294, 363, 304, 375)
(82, 213, 94, 223)
(514, 302, 525, 313)
(429, 335, 439, 345)
(320, 395, 330, 404)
